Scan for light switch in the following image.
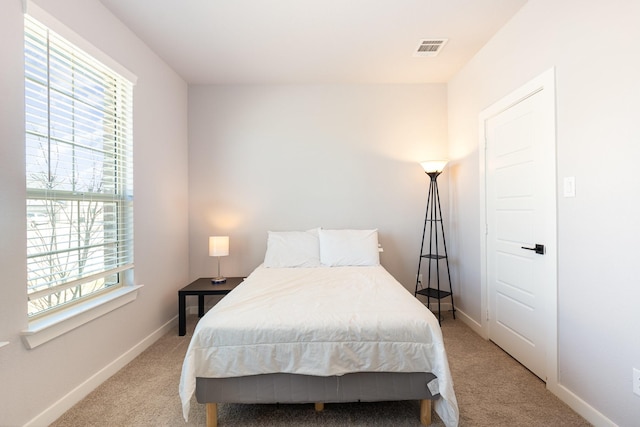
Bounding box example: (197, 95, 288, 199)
(563, 176, 576, 198)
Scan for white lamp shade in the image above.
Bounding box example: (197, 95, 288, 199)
(209, 236, 229, 257)
(420, 160, 448, 173)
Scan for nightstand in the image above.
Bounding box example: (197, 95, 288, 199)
(178, 277, 244, 336)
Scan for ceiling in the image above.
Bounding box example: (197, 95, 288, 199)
(99, 0, 527, 85)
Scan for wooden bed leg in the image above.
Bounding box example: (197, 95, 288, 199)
(206, 403, 218, 427)
(419, 399, 432, 426)
(314, 402, 324, 412)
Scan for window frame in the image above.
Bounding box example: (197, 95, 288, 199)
(21, 3, 140, 348)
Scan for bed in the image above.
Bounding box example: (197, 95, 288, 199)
(179, 229, 459, 426)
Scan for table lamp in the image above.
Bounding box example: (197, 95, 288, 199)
(209, 236, 229, 284)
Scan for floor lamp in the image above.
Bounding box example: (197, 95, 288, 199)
(414, 160, 456, 323)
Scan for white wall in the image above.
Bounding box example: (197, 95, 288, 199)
(188, 84, 449, 291)
(0, 1, 189, 425)
(448, 0, 640, 425)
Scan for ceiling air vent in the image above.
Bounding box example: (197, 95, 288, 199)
(413, 39, 448, 57)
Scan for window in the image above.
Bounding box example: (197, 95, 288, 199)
(24, 16, 134, 318)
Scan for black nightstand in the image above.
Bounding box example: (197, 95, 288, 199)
(178, 277, 244, 336)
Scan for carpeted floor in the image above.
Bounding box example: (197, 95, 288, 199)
(51, 312, 590, 426)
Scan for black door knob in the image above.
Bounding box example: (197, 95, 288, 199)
(521, 244, 545, 255)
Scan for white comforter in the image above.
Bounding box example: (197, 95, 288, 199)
(179, 265, 459, 426)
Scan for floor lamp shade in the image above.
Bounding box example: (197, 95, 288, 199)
(420, 160, 448, 174)
(209, 236, 229, 283)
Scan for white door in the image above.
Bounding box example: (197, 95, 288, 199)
(481, 69, 557, 381)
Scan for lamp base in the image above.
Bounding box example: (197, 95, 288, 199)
(211, 277, 227, 284)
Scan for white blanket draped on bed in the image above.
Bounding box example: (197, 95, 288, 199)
(179, 265, 459, 427)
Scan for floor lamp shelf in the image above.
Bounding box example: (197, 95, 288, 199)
(416, 287, 452, 300)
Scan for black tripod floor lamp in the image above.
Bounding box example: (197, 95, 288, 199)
(414, 160, 456, 323)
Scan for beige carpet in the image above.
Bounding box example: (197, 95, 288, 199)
(51, 312, 590, 426)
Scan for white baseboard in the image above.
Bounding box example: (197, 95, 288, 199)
(547, 382, 618, 427)
(423, 303, 484, 336)
(455, 308, 485, 338)
(186, 297, 224, 316)
(187, 305, 207, 315)
(25, 316, 177, 427)
(423, 301, 454, 315)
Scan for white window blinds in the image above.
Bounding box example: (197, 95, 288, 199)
(24, 15, 134, 317)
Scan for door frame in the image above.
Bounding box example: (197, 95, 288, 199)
(478, 67, 558, 386)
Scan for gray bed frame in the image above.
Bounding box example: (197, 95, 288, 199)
(196, 371, 439, 426)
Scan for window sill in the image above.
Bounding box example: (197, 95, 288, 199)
(21, 285, 143, 350)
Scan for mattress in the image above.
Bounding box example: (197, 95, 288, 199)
(179, 265, 459, 426)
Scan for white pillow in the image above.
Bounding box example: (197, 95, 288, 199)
(319, 229, 380, 267)
(263, 229, 321, 268)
